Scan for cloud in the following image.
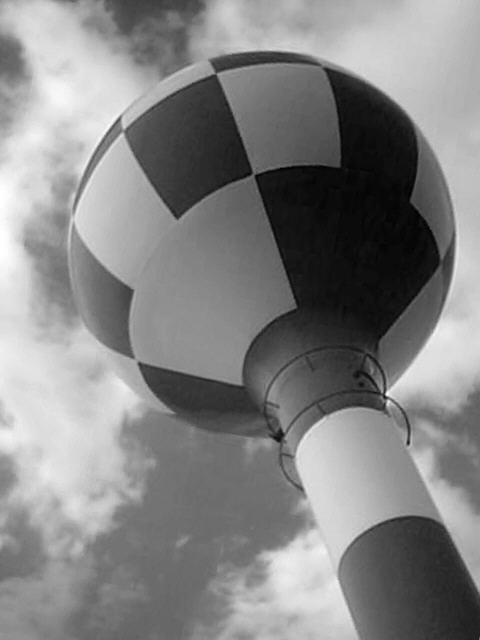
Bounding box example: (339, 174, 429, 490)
(0, 0, 478, 638)
(412, 425, 480, 582)
(0, 0, 158, 551)
(85, 564, 150, 639)
(192, 527, 356, 640)
(190, 0, 397, 60)
(120, 1, 206, 74)
(0, 555, 95, 640)
(0, 0, 166, 635)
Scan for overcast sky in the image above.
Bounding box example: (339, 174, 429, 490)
(0, 0, 479, 638)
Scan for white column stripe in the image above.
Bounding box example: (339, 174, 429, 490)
(295, 407, 441, 569)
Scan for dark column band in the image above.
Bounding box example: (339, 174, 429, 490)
(338, 516, 480, 640)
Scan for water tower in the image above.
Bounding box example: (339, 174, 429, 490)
(68, 51, 480, 639)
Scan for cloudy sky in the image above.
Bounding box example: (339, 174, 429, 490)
(0, 0, 479, 638)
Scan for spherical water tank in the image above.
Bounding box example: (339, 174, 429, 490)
(69, 51, 454, 436)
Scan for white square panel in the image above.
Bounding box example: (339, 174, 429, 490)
(379, 267, 444, 385)
(411, 127, 454, 258)
(74, 135, 175, 288)
(218, 63, 341, 174)
(129, 176, 297, 384)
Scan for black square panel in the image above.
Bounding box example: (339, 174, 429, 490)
(324, 69, 418, 196)
(69, 224, 134, 357)
(138, 364, 257, 414)
(211, 51, 322, 73)
(255, 166, 439, 338)
(125, 76, 252, 217)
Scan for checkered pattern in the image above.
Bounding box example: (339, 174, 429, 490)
(69, 51, 455, 436)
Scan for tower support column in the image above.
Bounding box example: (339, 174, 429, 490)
(244, 312, 480, 638)
(295, 407, 480, 640)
